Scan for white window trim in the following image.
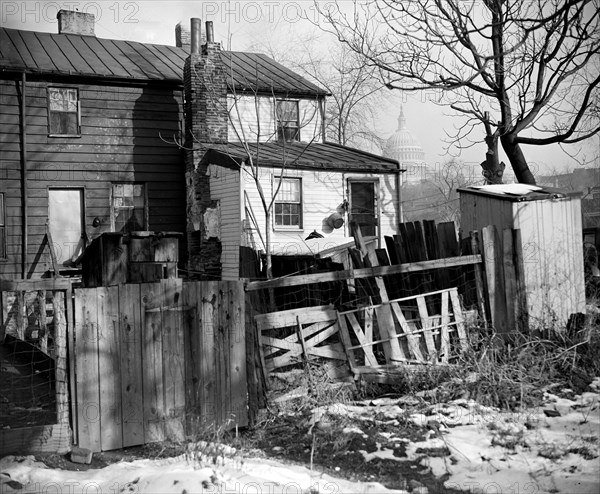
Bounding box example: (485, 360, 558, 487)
(272, 175, 303, 231)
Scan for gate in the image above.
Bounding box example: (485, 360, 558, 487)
(73, 279, 247, 452)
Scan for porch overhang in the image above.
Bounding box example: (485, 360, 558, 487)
(197, 141, 404, 173)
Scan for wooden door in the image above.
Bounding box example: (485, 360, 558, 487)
(48, 188, 84, 267)
(350, 181, 378, 237)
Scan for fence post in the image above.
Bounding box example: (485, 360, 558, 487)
(482, 225, 508, 338)
(470, 231, 488, 327)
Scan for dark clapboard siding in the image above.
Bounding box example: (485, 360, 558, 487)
(0, 77, 185, 278)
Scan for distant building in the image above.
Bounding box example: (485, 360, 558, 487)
(538, 167, 600, 228)
(384, 107, 429, 183)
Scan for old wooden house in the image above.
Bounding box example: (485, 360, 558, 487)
(0, 12, 402, 282)
(0, 11, 187, 279)
(183, 19, 403, 280)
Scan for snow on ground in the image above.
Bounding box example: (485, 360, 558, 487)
(319, 378, 600, 493)
(1, 379, 598, 494)
(0, 453, 408, 494)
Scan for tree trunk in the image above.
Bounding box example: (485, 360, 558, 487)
(501, 132, 537, 185)
(480, 133, 505, 184)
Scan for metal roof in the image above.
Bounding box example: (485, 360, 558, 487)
(198, 141, 402, 173)
(457, 184, 581, 202)
(0, 27, 327, 96)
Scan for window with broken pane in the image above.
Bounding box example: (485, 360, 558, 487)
(111, 183, 147, 233)
(48, 87, 80, 136)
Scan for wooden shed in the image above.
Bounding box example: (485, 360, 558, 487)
(459, 184, 585, 331)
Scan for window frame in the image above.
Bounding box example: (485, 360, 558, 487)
(275, 99, 300, 142)
(273, 176, 303, 230)
(47, 86, 81, 137)
(110, 183, 148, 233)
(0, 193, 6, 260)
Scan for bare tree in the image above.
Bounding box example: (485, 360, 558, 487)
(166, 60, 320, 281)
(317, 0, 600, 184)
(402, 160, 479, 224)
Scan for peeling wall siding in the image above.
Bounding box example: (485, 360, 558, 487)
(185, 171, 203, 232)
(209, 165, 242, 281)
(203, 203, 221, 239)
(227, 95, 323, 144)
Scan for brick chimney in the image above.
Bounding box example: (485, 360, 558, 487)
(176, 21, 206, 53)
(57, 10, 95, 36)
(184, 19, 228, 279)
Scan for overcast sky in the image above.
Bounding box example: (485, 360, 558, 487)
(3, 0, 597, 178)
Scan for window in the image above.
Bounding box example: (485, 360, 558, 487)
(48, 87, 80, 136)
(274, 178, 302, 228)
(0, 193, 6, 260)
(111, 184, 147, 233)
(276, 100, 300, 142)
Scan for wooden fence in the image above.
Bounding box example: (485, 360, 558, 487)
(0, 278, 72, 455)
(73, 279, 247, 452)
(338, 288, 468, 374)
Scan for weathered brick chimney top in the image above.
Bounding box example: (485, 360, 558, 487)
(57, 10, 95, 36)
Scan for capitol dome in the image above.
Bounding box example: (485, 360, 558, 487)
(384, 107, 429, 183)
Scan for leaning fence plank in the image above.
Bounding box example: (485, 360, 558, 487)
(503, 229, 517, 332)
(141, 282, 165, 443)
(74, 287, 101, 452)
(345, 312, 378, 366)
(482, 225, 507, 335)
(450, 289, 468, 350)
(182, 281, 199, 434)
(389, 302, 424, 362)
(337, 314, 358, 370)
(97, 286, 122, 451)
(470, 231, 488, 327)
(120, 283, 144, 447)
(440, 291, 450, 363)
(161, 279, 185, 441)
(416, 296, 437, 359)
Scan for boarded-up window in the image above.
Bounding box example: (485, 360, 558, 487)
(48, 87, 80, 136)
(350, 181, 378, 237)
(276, 100, 300, 142)
(274, 178, 302, 228)
(111, 183, 147, 233)
(0, 193, 6, 259)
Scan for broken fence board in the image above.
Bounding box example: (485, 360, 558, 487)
(416, 296, 437, 359)
(440, 290, 450, 363)
(344, 313, 378, 367)
(255, 305, 336, 329)
(389, 302, 424, 363)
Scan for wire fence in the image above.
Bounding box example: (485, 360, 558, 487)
(1, 288, 62, 429)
